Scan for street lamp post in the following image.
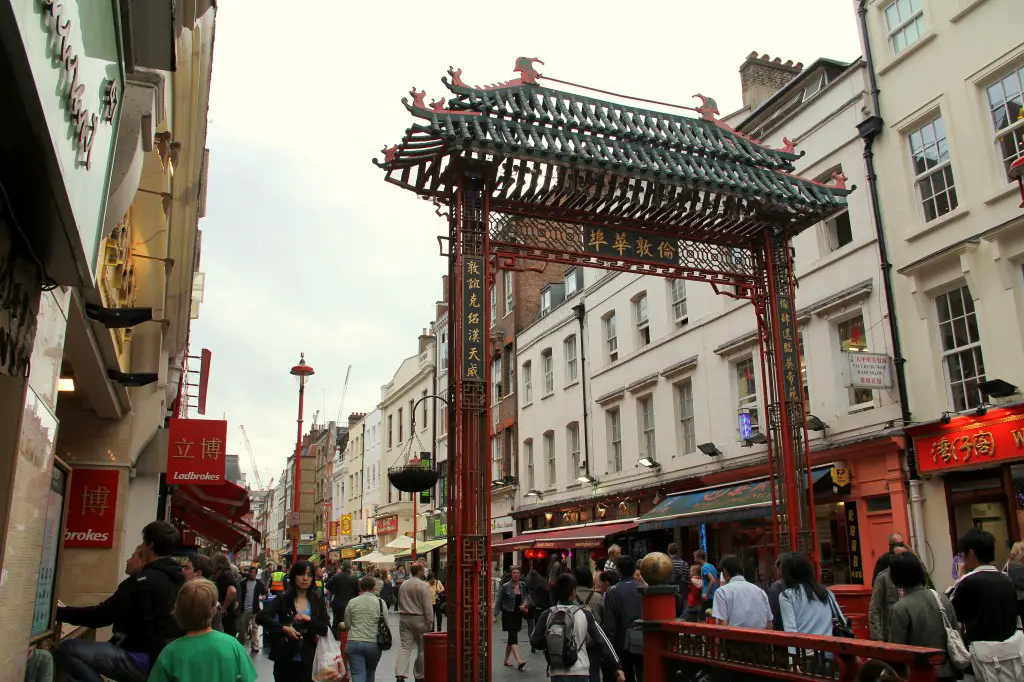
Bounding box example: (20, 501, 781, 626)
(290, 353, 315, 564)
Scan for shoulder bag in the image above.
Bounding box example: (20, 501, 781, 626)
(827, 592, 855, 638)
(377, 598, 393, 651)
(930, 589, 971, 670)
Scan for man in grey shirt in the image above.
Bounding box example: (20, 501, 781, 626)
(237, 565, 266, 652)
(711, 555, 771, 630)
(396, 562, 434, 681)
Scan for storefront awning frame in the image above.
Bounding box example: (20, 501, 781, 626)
(493, 520, 638, 552)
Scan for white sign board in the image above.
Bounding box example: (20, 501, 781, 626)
(286, 512, 300, 528)
(844, 352, 893, 389)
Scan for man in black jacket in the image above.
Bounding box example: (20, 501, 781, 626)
(55, 521, 185, 682)
(602, 555, 644, 682)
(326, 560, 359, 634)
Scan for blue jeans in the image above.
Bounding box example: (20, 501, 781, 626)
(346, 639, 383, 682)
(55, 639, 147, 682)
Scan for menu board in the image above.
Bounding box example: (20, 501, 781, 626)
(32, 462, 68, 638)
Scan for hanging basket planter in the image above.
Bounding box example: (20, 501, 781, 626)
(388, 461, 439, 493)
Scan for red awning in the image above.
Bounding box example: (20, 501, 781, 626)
(176, 480, 250, 521)
(176, 504, 247, 552)
(493, 520, 638, 551)
(171, 481, 259, 551)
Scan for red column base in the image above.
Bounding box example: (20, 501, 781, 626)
(640, 585, 678, 682)
(423, 632, 448, 682)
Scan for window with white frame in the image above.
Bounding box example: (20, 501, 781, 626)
(565, 335, 578, 383)
(440, 331, 448, 369)
(522, 361, 533, 404)
(542, 349, 554, 395)
(884, 0, 924, 55)
(504, 270, 514, 314)
(674, 380, 696, 455)
(491, 435, 502, 481)
(986, 65, 1024, 174)
(669, 280, 688, 326)
(541, 288, 553, 316)
(397, 408, 404, 442)
(565, 268, 582, 298)
(936, 285, 986, 411)
(735, 357, 760, 436)
(491, 357, 501, 401)
(638, 395, 656, 460)
(824, 211, 853, 252)
(837, 313, 873, 408)
(909, 116, 958, 223)
(524, 439, 534, 489)
(567, 423, 581, 479)
(502, 343, 513, 397)
(607, 408, 622, 473)
(634, 294, 650, 347)
(604, 312, 618, 362)
(438, 389, 448, 435)
(490, 284, 497, 323)
(544, 431, 556, 486)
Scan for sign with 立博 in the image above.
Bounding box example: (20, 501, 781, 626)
(64, 467, 119, 548)
(583, 226, 679, 266)
(844, 352, 893, 389)
(460, 255, 486, 381)
(166, 418, 227, 486)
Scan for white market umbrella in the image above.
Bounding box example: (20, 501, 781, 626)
(385, 535, 414, 550)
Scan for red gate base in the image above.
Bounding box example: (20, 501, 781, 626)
(423, 632, 448, 682)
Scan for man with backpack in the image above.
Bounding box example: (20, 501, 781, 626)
(531, 573, 624, 682)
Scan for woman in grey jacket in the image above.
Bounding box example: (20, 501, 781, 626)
(888, 552, 960, 682)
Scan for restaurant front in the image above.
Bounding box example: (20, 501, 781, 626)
(907, 402, 1024, 588)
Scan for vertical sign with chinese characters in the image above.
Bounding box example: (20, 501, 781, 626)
(64, 468, 119, 548)
(583, 226, 679, 266)
(776, 295, 802, 407)
(846, 501, 864, 583)
(166, 418, 228, 486)
(461, 255, 486, 382)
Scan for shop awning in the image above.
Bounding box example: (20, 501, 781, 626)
(176, 480, 250, 521)
(393, 538, 447, 558)
(175, 504, 248, 552)
(493, 520, 638, 551)
(639, 467, 833, 531)
(171, 480, 259, 551)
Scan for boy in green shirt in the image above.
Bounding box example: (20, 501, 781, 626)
(150, 578, 257, 682)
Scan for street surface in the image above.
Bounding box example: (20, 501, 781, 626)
(250, 611, 549, 681)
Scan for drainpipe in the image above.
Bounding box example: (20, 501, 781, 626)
(572, 302, 592, 482)
(857, 0, 924, 557)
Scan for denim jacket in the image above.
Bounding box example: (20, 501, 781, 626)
(498, 580, 527, 613)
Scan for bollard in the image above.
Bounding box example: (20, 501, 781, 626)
(423, 632, 448, 682)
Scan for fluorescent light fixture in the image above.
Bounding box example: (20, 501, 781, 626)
(979, 379, 1018, 398)
(524, 489, 543, 498)
(744, 432, 768, 445)
(697, 443, 722, 457)
(638, 457, 660, 469)
(58, 377, 75, 392)
(806, 415, 828, 432)
(576, 474, 597, 484)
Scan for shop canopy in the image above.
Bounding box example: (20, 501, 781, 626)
(393, 538, 447, 558)
(171, 480, 259, 552)
(176, 480, 251, 521)
(493, 520, 638, 551)
(354, 551, 396, 565)
(638, 467, 834, 531)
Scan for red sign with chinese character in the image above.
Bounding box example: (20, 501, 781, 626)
(376, 515, 398, 534)
(909, 405, 1024, 473)
(167, 418, 228, 486)
(65, 468, 119, 548)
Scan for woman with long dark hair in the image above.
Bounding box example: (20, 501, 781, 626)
(778, 552, 842, 636)
(257, 561, 331, 681)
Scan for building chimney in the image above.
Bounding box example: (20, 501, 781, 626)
(418, 330, 434, 354)
(348, 412, 363, 428)
(739, 52, 803, 111)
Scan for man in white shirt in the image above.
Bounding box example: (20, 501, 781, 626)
(712, 554, 771, 630)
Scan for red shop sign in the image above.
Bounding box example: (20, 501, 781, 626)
(166, 418, 227, 486)
(376, 515, 398, 534)
(65, 468, 120, 548)
(909, 405, 1024, 474)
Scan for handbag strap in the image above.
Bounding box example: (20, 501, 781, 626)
(930, 590, 954, 629)
(826, 591, 843, 622)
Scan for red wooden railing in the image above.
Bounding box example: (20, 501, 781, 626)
(642, 587, 946, 682)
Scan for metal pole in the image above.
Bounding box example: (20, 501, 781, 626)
(572, 303, 591, 480)
(413, 496, 418, 562)
(292, 375, 305, 564)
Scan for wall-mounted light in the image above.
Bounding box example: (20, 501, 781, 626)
(697, 443, 722, 457)
(58, 377, 75, 392)
(638, 457, 661, 469)
(940, 411, 953, 425)
(596, 503, 607, 518)
(576, 473, 598, 484)
(524, 488, 543, 499)
(976, 404, 989, 417)
(742, 432, 768, 447)
(979, 379, 1019, 399)
(544, 511, 553, 522)
(806, 415, 829, 432)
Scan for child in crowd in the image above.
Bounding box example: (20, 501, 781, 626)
(149, 578, 257, 682)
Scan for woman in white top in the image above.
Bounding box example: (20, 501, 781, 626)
(778, 552, 845, 673)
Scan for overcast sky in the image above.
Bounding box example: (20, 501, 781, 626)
(190, 1, 862, 487)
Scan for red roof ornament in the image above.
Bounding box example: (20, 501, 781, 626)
(430, 97, 447, 112)
(781, 137, 797, 154)
(514, 57, 544, 84)
(409, 88, 427, 109)
(448, 66, 466, 88)
(693, 94, 720, 121)
(381, 145, 399, 163)
(831, 171, 849, 190)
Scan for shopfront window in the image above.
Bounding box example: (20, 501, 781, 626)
(735, 357, 759, 436)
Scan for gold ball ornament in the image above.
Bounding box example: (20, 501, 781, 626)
(639, 551, 674, 586)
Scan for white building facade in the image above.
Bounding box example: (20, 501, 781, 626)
(361, 409, 383, 540)
(858, 0, 1024, 584)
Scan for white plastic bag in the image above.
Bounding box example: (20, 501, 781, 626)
(312, 634, 346, 681)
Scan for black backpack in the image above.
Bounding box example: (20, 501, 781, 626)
(543, 606, 583, 669)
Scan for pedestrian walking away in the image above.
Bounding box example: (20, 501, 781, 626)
(395, 562, 434, 681)
(340, 575, 388, 682)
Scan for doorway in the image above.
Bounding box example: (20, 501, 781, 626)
(948, 475, 1012, 569)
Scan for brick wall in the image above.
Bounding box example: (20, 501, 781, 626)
(739, 52, 803, 110)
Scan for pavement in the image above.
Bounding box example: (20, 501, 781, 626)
(250, 611, 549, 681)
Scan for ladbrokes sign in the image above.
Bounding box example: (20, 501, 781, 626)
(65, 468, 119, 548)
(167, 418, 228, 486)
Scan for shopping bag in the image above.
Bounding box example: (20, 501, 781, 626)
(312, 633, 347, 681)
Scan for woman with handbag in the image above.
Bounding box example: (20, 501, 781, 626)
(887, 552, 964, 682)
(778, 553, 849, 638)
(257, 561, 331, 681)
(341, 575, 391, 682)
(495, 566, 529, 670)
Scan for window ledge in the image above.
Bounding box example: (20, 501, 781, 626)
(950, 0, 989, 23)
(848, 402, 876, 414)
(522, 400, 533, 409)
(905, 206, 970, 242)
(876, 31, 937, 76)
(566, 483, 583, 491)
(541, 392, 554, 401)
(564, 380, 580, 390)
(983, 181, 1021, 206)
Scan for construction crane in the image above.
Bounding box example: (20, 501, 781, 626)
(240, 425, 264, 490)
(334, 364, 352, 424)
